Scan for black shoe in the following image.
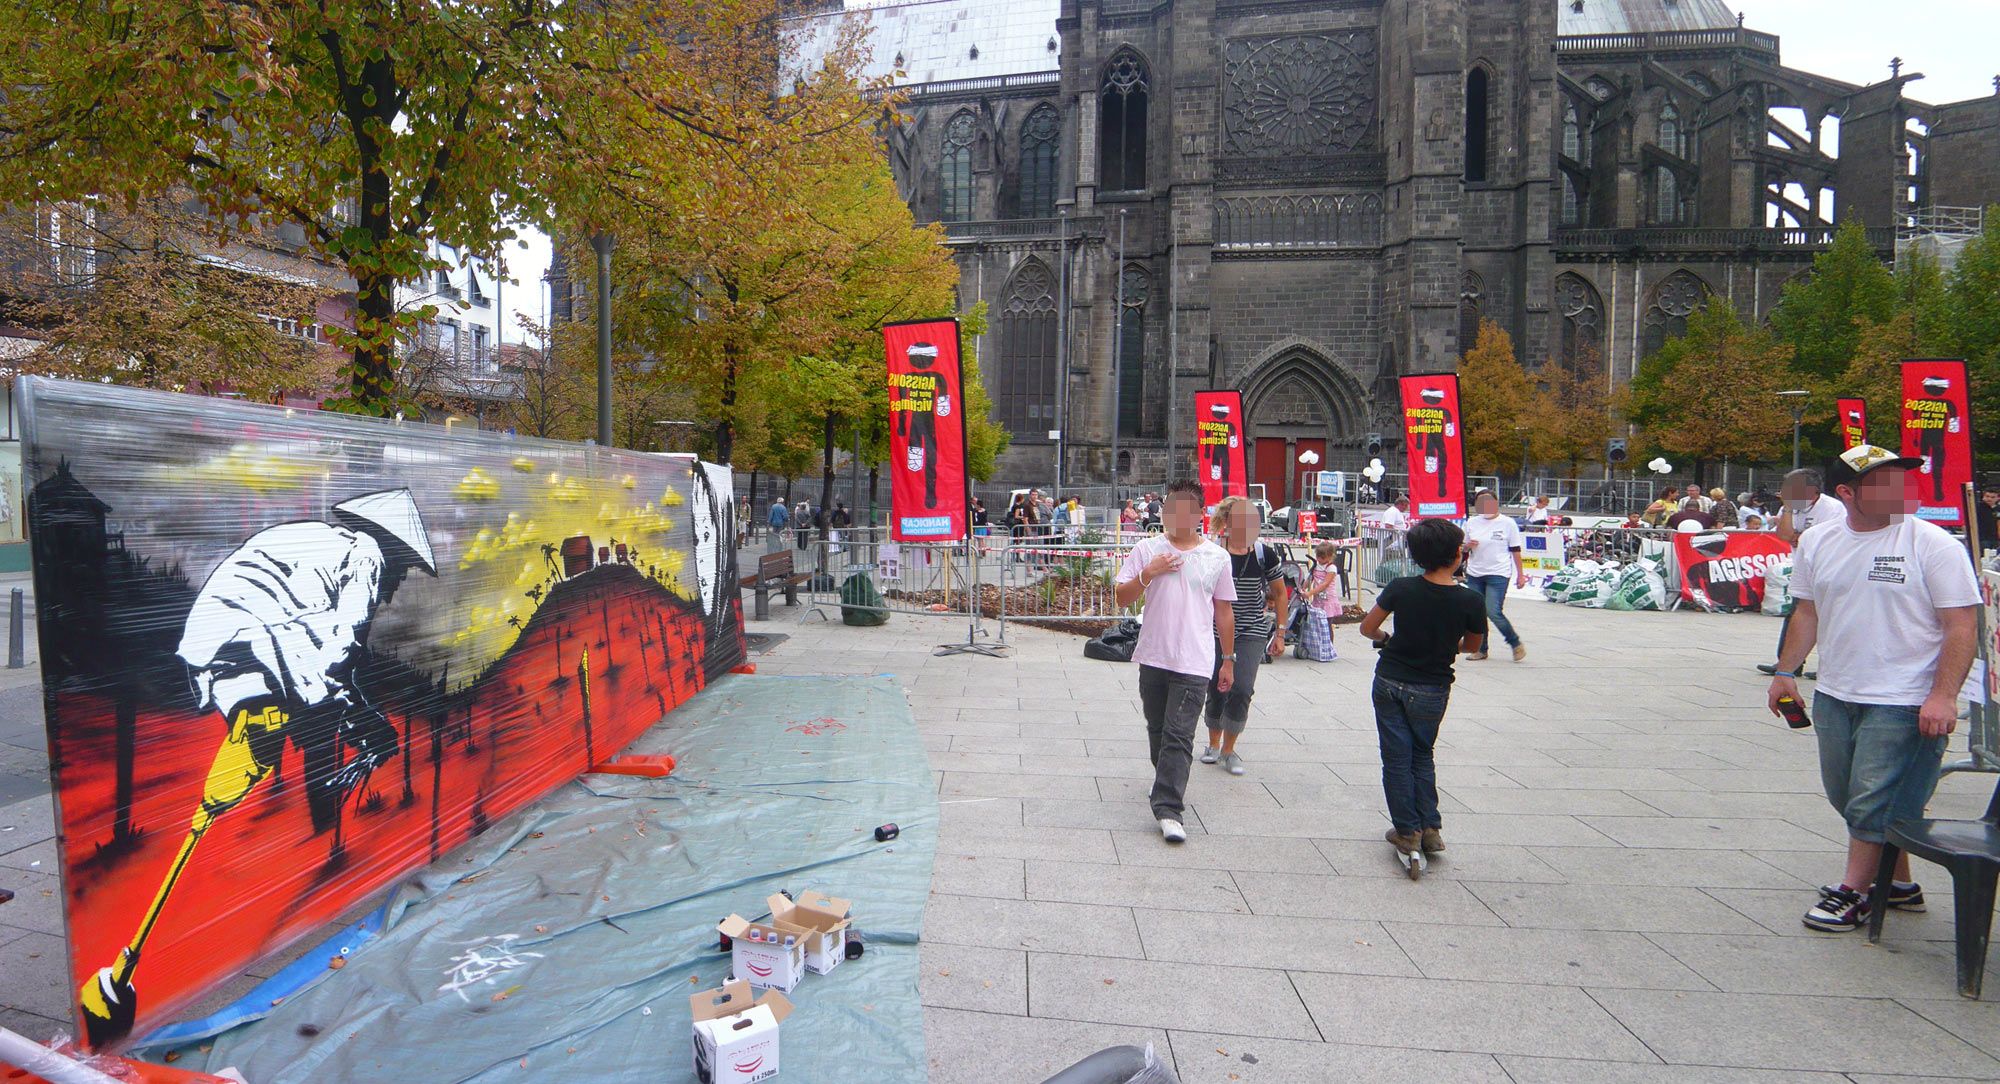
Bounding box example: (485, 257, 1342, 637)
(1822, 881, 1926, 913)
(1756, 663, 1778, 675)
(1802, 885, 1870, 932)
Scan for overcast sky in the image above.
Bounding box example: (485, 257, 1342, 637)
(497, 1, 2000, 342)
(1751, 0, 1997, 103)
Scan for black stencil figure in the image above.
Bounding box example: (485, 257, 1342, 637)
(1204, 401, 1235, 492)
(1914, 376, 1958, 503)
(1418, 387, 1455, 500)
(1684, 533, 1752, 613)
(896, 342, 948, 508)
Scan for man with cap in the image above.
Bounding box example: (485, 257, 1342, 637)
(80, 489, 438, 1044)
(1766, 446, 1979, 932)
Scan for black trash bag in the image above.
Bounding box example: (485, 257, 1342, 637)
(1099, 618, 1141, 646)
(840, 572, 889, 626)
(808, 571, 836, 593)
(1085, 617, 1141, 661)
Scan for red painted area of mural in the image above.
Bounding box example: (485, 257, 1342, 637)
(51, 564, 709, 1043)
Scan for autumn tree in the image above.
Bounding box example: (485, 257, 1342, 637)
(1621, 305, 1808, 481)
(1536, 349, 1613, 475)
(498, 335, 585, 441)
(1456, 320, 1540, 476)
(0, 198, 340, 398)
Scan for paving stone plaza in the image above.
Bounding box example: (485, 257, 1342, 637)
(754, 598, 2000, 1083)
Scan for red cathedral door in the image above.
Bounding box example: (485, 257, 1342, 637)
(1253, 438, 1288, 507)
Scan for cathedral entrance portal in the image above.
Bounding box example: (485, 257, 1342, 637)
(1239, 344, 1367, 508)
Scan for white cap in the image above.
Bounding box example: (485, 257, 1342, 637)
(334, 489, 437, 574)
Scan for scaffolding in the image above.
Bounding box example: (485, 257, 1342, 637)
(1897, 205, 1985, 272)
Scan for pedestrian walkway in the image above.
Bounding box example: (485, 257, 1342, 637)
(754, 601, 2000, 1083)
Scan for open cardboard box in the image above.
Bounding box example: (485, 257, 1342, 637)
(766, 890, 852, 976)
(717, 914, 807, 992)
(690, 979, 793, 1084)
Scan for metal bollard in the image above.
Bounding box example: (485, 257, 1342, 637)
(8, 588, 21, 669)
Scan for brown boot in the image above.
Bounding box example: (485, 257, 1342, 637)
(1386, 827, 1422, 853)
(1420, 827, 1445, 854)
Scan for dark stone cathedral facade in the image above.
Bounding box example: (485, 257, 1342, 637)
(794, 0, 2000, 505)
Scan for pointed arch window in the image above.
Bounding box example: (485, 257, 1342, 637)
(1652, 165, 1682, 224)
(941, 112, 976, 222)
(1019, 104, 1060, 218)
(1659, 103, 1684, 158)
(1641, 270, 1706, 358)
(997, 260, 1058, 436)
(1561, 176, 1582, 226)
(1562, 102, 1583, 162)
(1554, 273, 1603, 371)
(1100, 54, 1149, 192)
(1116, 264, 1149, 437)
(1465, 68, 1490, 182)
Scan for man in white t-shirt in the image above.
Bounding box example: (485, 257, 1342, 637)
(1757, 467, 1849, 676)
(1459, 490, 1527, 661)
(1767, 445, 1980, 932)
(1378, 496, 1412, 554)
(1114, 480, 1238, 843)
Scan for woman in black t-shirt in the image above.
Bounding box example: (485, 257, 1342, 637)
(1200, 496, 1289, 776)
(1358, 517, 1488, 863)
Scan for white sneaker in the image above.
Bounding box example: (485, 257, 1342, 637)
(1200, 746, 1220, 764)
(1158, 818, 1187, 843)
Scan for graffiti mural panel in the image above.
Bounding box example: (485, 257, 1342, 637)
(19, 377, 744, 1049)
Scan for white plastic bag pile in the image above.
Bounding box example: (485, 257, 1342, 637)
(1541, 557, 1666, 611)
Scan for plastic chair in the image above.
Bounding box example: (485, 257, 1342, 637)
(1867, 771, 2000, 998)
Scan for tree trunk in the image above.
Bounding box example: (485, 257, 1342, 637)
(747, 468, 760, 534)
(868, 464, 879, 528)
(351, 267, 399, 408)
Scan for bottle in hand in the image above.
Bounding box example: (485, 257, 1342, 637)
(1776, 695, 1811, 729)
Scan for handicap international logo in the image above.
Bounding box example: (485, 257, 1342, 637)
(734, 1055, 765, 1074)
(1416, 502, 1457, 517)
(900, 515, 952, 536)
(744, 959, 774, 978)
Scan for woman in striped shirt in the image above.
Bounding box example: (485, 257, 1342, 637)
(1201, 496, 1290, 775)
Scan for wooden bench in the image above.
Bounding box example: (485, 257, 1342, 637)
(740, 549, 813, 620)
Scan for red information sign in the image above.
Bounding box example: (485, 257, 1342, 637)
(1193, 390, 1247, 507)
(1674, 531, 1793, 613)
(1398, 374, 1467, 519)
(1297, 510, 1319, 536)
(1835, 397, 1868, 450)
(884, 319, 971, 541)
(1900, 358, 1974, 526)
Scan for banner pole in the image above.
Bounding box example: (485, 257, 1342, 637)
(936, 530, 1007, 656)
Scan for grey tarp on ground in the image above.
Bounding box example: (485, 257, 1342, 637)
(140, 673, 935, 1083)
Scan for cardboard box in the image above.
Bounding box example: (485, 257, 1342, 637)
(690, 979, 793, 1084)
(766, 890, 853, 976)
(716, 914, 807, 992)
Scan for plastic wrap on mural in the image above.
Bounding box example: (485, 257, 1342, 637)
(18, 377, 745, 1050)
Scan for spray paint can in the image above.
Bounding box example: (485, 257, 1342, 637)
(1776, 695, 1811, 729)
(875, 823, 900, 842)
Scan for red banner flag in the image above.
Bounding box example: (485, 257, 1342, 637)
(1674, 530, 1792, 613)
(1835, 397, 1868, 450)
(1398, 374, 1467, 519)
(884, 319, 971, 541)
(1900, 359, 1974, 526)
(1192, 390, 1247, 507)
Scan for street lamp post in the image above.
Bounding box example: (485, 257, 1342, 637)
(1777, 389, 1810, 470)
(591, 233, 615, 448)
(1110, 208, 1126, 492)
(1515, 425, 1530, 501)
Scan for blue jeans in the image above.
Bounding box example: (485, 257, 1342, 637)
(1373, 675, 1450, 834)
(1813, 693, 1948, 844)
(1466, 574, 1520, 647)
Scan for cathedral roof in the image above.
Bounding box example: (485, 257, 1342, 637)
(1558, 0, 1742, 35)
(787, 0, 1061, 87)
